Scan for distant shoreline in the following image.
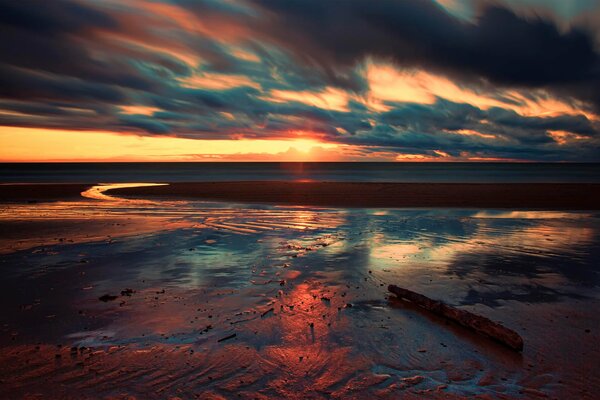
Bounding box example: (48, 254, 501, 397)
(1, 182, 599, 209)
(2, 163, 600, 185)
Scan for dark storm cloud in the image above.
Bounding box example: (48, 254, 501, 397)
(0, 65, 126, 103)
(0, 0, 115, 33)
(381, 100, 596, 140)
(250, 0, 600, 106)
(485, 108, 596, 135)
(0, 0, 159, 91)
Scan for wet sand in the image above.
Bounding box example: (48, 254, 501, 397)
(1, 185, 600, 398)
(108, 182, 600, 209)
(0, 218, 191, 254)
(0, 183, 91, 202)
(1, 182, 599, 208)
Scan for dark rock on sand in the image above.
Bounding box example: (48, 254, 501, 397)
(99, 294, 118, 302)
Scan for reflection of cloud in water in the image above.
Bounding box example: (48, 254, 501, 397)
(1, 200, 599, 398)
(371, 242, 423, 260)
(471, 210, 592, 219)
(0, 189, 348, 253)
(368, 215, 594, 269)
(365, 212, 598, 306)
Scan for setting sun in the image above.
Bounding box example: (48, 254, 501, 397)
(0, 127, 340, 162)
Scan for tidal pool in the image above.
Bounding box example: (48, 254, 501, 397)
(0, 191, 599, 398)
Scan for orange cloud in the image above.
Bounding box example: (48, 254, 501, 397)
(395, 153, 431, 161)
(367, 64, 437, 105)
(229, 47, 261, 63)
(121, 0, 252, 43)
(366, 62, 516, 110)
(503, 91, 599, 121)
(119, 105, 161, 116)
(547, 130, 590, 145)
(266, 87, 351, 112)
(445, 129, 498, 140)
(366, 61, 599, 122)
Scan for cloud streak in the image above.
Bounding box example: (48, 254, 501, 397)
(0, 0, 599, 161)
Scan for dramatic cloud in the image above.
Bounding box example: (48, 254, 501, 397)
(0, 0, 599, 161)
(250, 0, 600, 103)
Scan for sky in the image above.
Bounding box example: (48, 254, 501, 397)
(1, 0, 600, 162)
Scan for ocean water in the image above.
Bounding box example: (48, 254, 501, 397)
(1, 162, 599, 183)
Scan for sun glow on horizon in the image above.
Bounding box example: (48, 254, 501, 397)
(0, 127, 341, 162)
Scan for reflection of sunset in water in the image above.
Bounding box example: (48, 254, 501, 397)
(1, 192, 599, 398)
(81, 183, 168, 201)
(369, 221, 594, 268)
(372, 242, 422, 260)
(0, 186, 347, 253)
(471, 210, 589, 219)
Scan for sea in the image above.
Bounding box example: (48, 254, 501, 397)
(1, 162, 600, 183)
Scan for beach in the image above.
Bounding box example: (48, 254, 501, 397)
(0, 183, 92, 202)
(0, 181, 599, 398)
(2, 182, 600, 209)
(109, 181, 600, 209)
(4, 0, 600, 396)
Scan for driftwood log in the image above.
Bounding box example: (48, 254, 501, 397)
(388, 285, 524, 351)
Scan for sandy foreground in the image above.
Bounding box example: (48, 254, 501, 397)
(0, 183, 599, 398)
(0, 183, 91, 202)
(0, 182, 599, 208)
